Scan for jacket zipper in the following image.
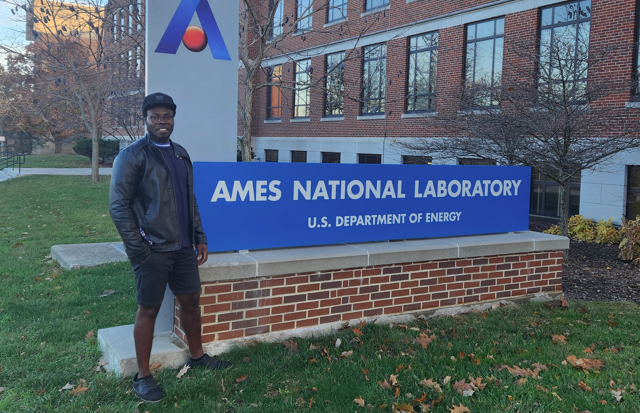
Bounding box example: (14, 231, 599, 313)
(151, 142, 181, 250)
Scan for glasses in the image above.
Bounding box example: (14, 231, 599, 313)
(147, 114, 174, 122)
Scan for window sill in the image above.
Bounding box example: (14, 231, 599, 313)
(324, 18, 347, 28)
(321, 116, 344, 121)
(361, 5, 390, 18)
(357, 114, 386, 120)
(402, 112, 437, 119)
(290, 117, 311, 122)
(625, 101, 640, 108)
(457, 109, 501, 116)
(264, 119, 281, 124)
(293, 29, 313, 37)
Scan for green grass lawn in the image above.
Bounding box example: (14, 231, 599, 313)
(1, 176, 640, 412)
(12, 154, 93, 169)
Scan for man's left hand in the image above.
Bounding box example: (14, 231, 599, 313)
(196, 244, 208, 266)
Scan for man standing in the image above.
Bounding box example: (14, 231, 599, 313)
(109, 92, 231, 402)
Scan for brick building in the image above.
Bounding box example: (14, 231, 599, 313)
(241, 0, 640, 223)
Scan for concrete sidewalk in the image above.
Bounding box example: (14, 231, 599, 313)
(3, 167, 113, 175)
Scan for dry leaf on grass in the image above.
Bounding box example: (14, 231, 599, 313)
(283, 340, 299, 352)
(95, 360, 108, 372)
(418, 378, 442, 393)
(536, 385, 549, 393)
(176, 364, 190, 379)
(449, 403, 471, 413)
(453, 379, 474, 396)
(559, 296, 569, 307)
(442, 376, 452, 385)
(390, 374, 399, 386)
(566, 355, 605, 370)
(394, 387, 400, 399)
(149, 361, 162, 371)
(334, 338, 341, 348)
(394, 403, 415, 412)
(378, 379, 391, 390)
(70, 385, 88, 396)
(397, 324, 409, 330)
(340, 350, 353, 358)
(352, 328, 362, 336)
(552, 335, 567, 344)
(235, 375, 248, 384)
(353, 396, 365, 407)
(516, 378, 527, 386)
(414, 333, 436, 349)
(58, 383, 74, 392)
(411, 393, 427, 404)
(100, 289, 115, 297)
(84, 331, 94, 341)
(611, 390, 622, 402)
(309, 344, 320, 351)
(499, 365, 543, 378)
(578, 380, 592, 392)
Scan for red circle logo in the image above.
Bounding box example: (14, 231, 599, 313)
(182, 25, 208, 52)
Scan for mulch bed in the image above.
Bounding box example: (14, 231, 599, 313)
(529, 217, 640, 304)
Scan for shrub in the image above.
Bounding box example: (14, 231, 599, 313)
(594, 218, 623, 245)
(543, 225, 561, 235)
(73, 137, 120, 164)
(619, 216, 640, 265)
(568, 215, 595, 242)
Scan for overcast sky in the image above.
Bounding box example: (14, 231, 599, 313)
(0, 2, 29, 67)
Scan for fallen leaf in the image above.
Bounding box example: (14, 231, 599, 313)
(453, 379, 474, 395)
(397, 324, 408, 330)
(552, 392, 562, 401)
(552, 335, 567, 344)
(0, 387, 5, 393)
(499, 365, 542, 378)
(583, 347, 593, 354)
(394, 403, 415, 412)
(309, 344, 320, 351)
(449, 403, 471, 413)
(442, 376, 452, 385)
(340, 350, 353, 358)
(335, 338, 342, 348)
(516, 378, 527, 385)
(309, 358, 318, 363)
(243, 357, 250, 362)
(38, 388, 45, 394)
(352, 328, 362, 336)
(418, 378, 443, 393)
(70, 385, 88, 396)
(390, 374, 399, 386)
(283, 340, 299, 352)
(100, 289, 115, 297)
(394, 387, 400, 399)
(354, 396, 365, 407)
(611, 390, 622, 402)
(58, 383, 74, 391)
(176, 364, 190, 379)
(536, 385, 549, 393)
(414, 333, 436, 349)
(432, 394, 445, 407)
(149, 361, 162, 371)
(362, 368, 369, 380)
(607, 321, 618, 327)
(378, 379, 391, 390)
(566, 355, 605, 370)
(235, 375, 248, 383)
(559, 296, 569, 307)
(578, 380, 592, 392)
(411, 393, 427, 404)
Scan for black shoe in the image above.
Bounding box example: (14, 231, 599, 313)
(187, 354, 232, 370)
(132, 373, 165, 402)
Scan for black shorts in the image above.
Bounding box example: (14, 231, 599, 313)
(131, 247, 201, 307)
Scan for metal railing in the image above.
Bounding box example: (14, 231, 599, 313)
(0, 151, 26, 175)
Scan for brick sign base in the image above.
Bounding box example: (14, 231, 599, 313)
(173, 250, 563, 345)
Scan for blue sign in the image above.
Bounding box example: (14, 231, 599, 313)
(193, 163, 531, 252)
(155, 0, 231, 60)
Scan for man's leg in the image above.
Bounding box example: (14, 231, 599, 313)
(175, 292, 204, 359)
(134, 304, 161, 378)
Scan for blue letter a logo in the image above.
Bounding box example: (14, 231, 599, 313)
(156, 0, 231, 61)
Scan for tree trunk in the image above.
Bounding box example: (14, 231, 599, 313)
(242, 77, 255, 162)
(559, 180, 570, 262)
(91, 126, 100, 183)
(54, 141, 62, 154)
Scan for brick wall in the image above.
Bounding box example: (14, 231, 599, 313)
(240, 0, 640, 140)
(173, 250, 563, 344)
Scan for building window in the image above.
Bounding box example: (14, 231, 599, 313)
(530, 170, 581, 218)
(402, 155, 432, 165)
(328, 0, 347, 23)
(407, 32, 438, 113)
(265, 149, 279, 162)
(325, 52, 345, 116)
(539, 1, 591, 103)
(267, 65, 283, 120)
(627, 166, 640, 219)
(322, 152, 341, 163)
(296, 0, 313, 33)
(294, 59, 311, 118)
(358, 153, 382, 164)
(361, 44, 387, 115)
(270, 0, 284, 39)
(458, 158, 496, 165)
(464, 17, 504, 107)
(291, 151, 307, 163)
(366, 0, 389, 11)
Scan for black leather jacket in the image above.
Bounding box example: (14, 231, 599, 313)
(109, 135, 207, 262)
